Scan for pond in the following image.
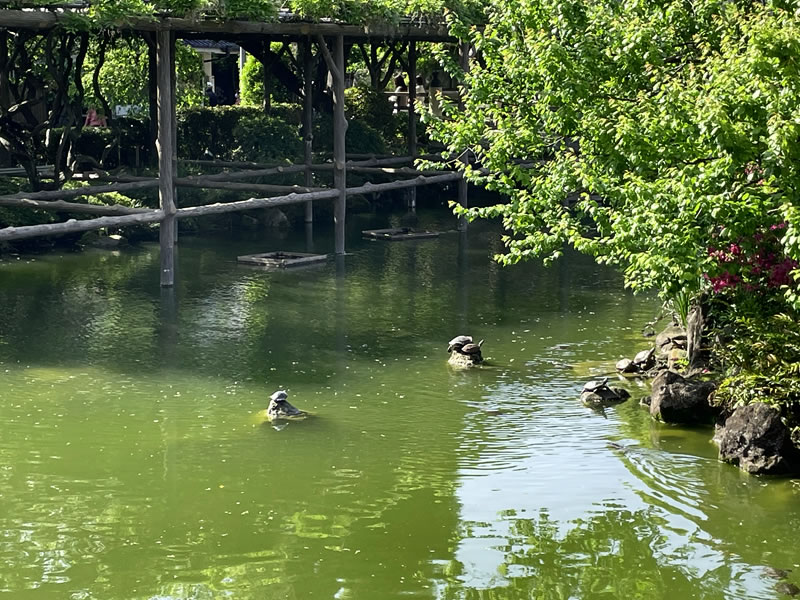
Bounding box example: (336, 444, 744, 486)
(1, 209, 799, 600)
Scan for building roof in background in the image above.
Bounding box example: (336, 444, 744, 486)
(183, 39, 240, 53)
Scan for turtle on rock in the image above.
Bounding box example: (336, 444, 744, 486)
(580, 377, 631, 408)
(447, 335, 485, 368)
(266, 390, 309, 422)
(447, 335, 473, 353)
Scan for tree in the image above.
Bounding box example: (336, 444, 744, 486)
(429, 0, 800, 310)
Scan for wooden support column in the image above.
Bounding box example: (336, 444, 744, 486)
(170, 31, 179, 244)
(407, 41, 417, 158)
(407, 40, 418, 211)
(457, 41, 470, 232)
(318, 34, 347, 255)
(303, 39, 314, 224)
(157, 29, 177, 286)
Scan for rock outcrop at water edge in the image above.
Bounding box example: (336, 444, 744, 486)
(713, 402, 799, 475)
(649, 370, 717, 424)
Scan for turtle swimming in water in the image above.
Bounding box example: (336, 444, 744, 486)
(266, 390, 308, 421)
(580, 377, 631, 408)
(447, 335, 484, 367)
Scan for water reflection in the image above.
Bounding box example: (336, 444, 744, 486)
(1, 213, 799, 600)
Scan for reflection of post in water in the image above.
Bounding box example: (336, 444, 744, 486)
(158, 285, 179, 365)
(157, 286, 179, 493)
(304, 221, 314, 253)
(335, 254, 347, 364)
(457, 230, 470, 330)
(558, 252, 570, 313)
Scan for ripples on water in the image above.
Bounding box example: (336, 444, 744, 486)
(1, 214, 799, 599)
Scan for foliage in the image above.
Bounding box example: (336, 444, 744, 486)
(83, 37, 204, 113)
(714, 307, 800, 434)
(344, 85, 395, 138)
(7, 0, 488, 23)
(314, 114, 386, 155)
(428, 0, 800, 311)
(177, 106, 302, 161)
(232, 115, 303, 162)
(239, 53, 293, 107)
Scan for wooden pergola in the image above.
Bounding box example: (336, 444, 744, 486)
(0, 8, 471, 286)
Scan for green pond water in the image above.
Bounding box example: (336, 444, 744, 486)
(1, 210, 799, 600)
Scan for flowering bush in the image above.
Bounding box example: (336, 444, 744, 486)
(706, 225, 798, 296)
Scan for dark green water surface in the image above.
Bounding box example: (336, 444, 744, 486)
(1, 211, 799, 600)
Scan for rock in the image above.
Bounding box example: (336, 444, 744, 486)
(448, 352, 480, 369)
(713, 403, 799, 475)
(260, 208, 290, 228)
(655, 324, 687, 356)
(616, 358, 636, 373)
(83, 233, 128, 249)
(581, 387, 630, 408)
(776, 582, 800, 596)
(649, 370, 717, 424)
(667, 347, 688, 371)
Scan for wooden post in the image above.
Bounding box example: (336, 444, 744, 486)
(330, 35, 347, 255)
(407, 41, 417, 158)
(157, 29, 177, 287)
(303, 39, 314, 224)
(147, 34, 158, 162)
(457, 41, 470, 232)
(170, 31, 179, 244)
(407, 40, 417, 211)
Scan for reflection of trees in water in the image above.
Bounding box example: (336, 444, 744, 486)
(439, 508, 747, 600)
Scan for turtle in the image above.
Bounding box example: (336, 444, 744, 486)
(266, 389, 308, 421)
(460, 339, 484, 355)
(616, 358, 637, 374)
(775, 582, 800, 597)
(580, 377, 631, 407)
(764, 567, 792, 581)
(632, 347, 656, 371)
(447, 335, 473, 353)
(458, 339, 485, 363)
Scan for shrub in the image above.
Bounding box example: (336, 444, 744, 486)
(240, 54, 294, 107)
(232, 114, 303, 162)
(314, 114, 386, 155)
(344, 85, 394, 138)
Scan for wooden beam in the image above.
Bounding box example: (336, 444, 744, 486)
(174, 172, 461, 219)
(156, 29, 176, 287)
(0, 172, 462, 242)
(407, 40, 417, 158)
(407, 39, 418, 211)
(0, 211, 166, 242)
(0, 197, 154, 216)
(332, 34, 347, 255)
(175, 179, 323, 194)
(0, 10, 457, 41)
(303, 38, 314, 224)
(0, 180, 159, 201)
(177, 158, 285, 169)
(176, 189, 341, 218)
(457, 41, 470, 232)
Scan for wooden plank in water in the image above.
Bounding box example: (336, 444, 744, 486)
(362, 227, 439, 241)
(237, 251, 328, 269)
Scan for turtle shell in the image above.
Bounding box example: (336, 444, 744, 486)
(582, 377, 609, 393)
(461, 343, 482, 355)
(633, 347, 655, 366)
(448, 335, 473, 352)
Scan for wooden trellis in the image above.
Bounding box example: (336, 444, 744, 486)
(0, 7, 469, 286)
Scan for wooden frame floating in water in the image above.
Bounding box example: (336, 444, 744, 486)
(237, 251, 328, 269)
(362, 227, 439, 241)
